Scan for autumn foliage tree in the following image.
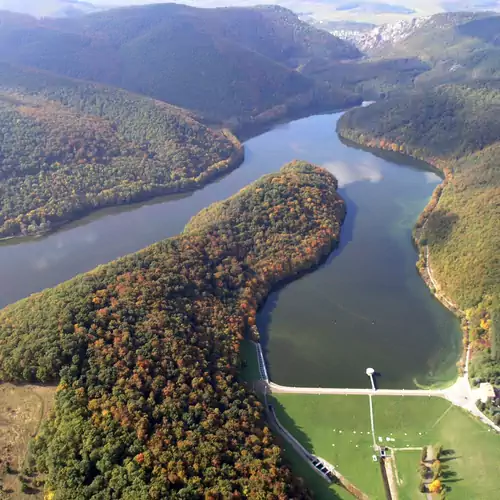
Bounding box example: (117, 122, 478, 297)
(429, 479, 442, 494)
(0, 161, 344, 498)
(0, 63, 242, 239)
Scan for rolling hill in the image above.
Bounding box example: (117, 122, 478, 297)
(0, 0, 101, 18)
(0, 4, 361, 125)
(0, 62, 242, 238)
(326, 11, 500, 97)
(0, 161, 344, 498)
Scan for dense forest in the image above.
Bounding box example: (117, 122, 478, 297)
(338, 85, 500, 159)
(0, 63, 242, 238)
(0, 5, 361, 125)
(0, 161, 345, 498)
(338, 85, 500, 386)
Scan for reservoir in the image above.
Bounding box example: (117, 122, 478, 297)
(0, 112, 462, 388)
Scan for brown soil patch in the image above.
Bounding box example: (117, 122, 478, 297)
(0, 383, 55, 498)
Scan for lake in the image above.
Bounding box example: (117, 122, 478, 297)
(0, 112, 462, 388)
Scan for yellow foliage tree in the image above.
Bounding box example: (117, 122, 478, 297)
(429, 479, 442, 493)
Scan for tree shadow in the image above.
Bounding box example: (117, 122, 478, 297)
(270, 397, 316, 456)
(338, 135, 443, 178)
(439, 449, 463, 492)
(270, 397, 346, 500)
(330, 188, 358, 260)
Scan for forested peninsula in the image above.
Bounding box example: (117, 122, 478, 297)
(0, 161, 345, 498)
(337, 86, 500, 394)
(0, 64, 243, 239)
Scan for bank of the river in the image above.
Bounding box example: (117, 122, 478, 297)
(2, 99, 362, 243)
(336, 123, 470, 379)
(0, 111, 461, 391)
(0, 130, 245, 242)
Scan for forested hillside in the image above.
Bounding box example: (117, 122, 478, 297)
(372, 12, 500, 88)
(338, 87, 500, 385)
(0, 4, 361, 125)
(325, 11, 500, 99)
(338, 85, 500, 159)
(0, 161, 345, 497)
(0, 63, 242, 239)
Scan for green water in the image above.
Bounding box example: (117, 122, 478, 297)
(0, 112, 462, 388)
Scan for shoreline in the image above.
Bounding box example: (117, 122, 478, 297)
(0, 130, 245, 244)
(1, 101, 359, 244)
(336, 129, 469, 373)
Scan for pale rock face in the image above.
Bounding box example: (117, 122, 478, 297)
(331, 16, 429, 53)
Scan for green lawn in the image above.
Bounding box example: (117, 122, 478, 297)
(270, 394, 386, 499)
(276, 438, 354, 500)
(272, 394, 500, 500)
(239, 339, 261, 383)
(393, 450, 424, 500)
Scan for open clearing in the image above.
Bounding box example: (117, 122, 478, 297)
(0, 383, 55, 498)
(392, 450, 423, 500)
(272, 394, 500, 500)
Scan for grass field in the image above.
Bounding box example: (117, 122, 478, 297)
(272, 394, 500, 500)
(393, 450, 424, 500)
(275, 435, 354, 500)
(271, 394, 387, 499)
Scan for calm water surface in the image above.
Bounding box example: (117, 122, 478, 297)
(0, 112, 461, 388)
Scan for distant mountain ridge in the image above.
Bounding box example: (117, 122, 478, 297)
(0, 3, 361, 125)
(331, 11, 497, 54)
(0, 0, 101, 18)
(331, 16, 429, 52)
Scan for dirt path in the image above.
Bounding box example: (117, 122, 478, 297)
(384, 456, 399, 500)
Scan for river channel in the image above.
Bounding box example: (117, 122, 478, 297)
(0, 112, 462, 388)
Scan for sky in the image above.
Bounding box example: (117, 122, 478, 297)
(2, 1, 499, 24)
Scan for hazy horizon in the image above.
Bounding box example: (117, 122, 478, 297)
(1, 0, 499, 24)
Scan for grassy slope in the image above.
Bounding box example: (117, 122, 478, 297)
(273, 432, 353, 500)
(273, 394, 500, 500)
(271, 394, 385, 499)
(239, 340, 261, 384)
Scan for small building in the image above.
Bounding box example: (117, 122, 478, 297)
(478, 382, 496, 403)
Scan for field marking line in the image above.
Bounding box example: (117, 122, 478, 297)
(430, 402, 454, 429)
(391, 447, 422, 451)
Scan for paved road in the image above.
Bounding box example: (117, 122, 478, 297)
(269, 381, 444, 397)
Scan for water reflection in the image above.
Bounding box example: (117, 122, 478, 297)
(323, 160, 384, 186)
